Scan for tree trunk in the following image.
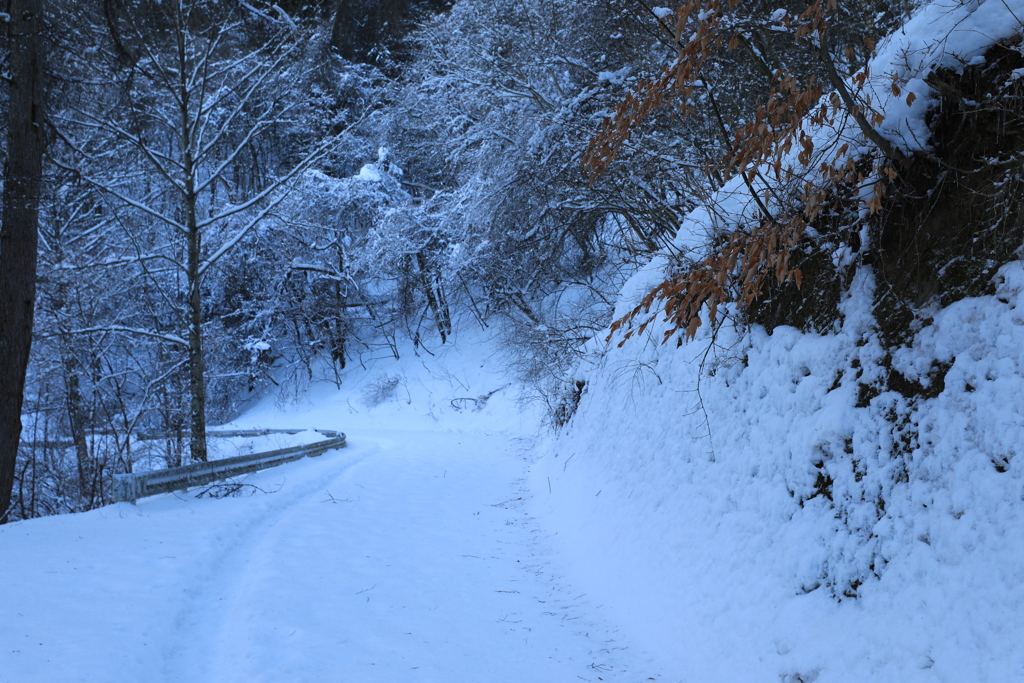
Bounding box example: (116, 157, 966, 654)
(0, 0, 45, 523)
(177, 6, 207, 463)
(416, 250, 451, 344)
(331, 244, 347, 369)
(186, 219, 208, 463)
(182, 153, 208, 464)
(63, 354, 92, 502)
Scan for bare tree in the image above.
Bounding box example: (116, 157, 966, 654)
(55, 0, 341, 462)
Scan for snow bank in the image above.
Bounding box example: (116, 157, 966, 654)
(533, 1, 1024, 679)
(229, 325, 536, 437)
(873, 0, 1024, 153)
(536, 264, 1024, 679)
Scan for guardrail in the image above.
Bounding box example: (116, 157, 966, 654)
(22, 428, 342, 450)
(129, 428, 343, 441)
(19, 438, 76, 449)
(111, 434, 347, 504)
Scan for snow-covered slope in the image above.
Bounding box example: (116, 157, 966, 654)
(233, 329, 534, 437)
(533, 1, 1024, 680)
(536, 265, 1024, 680)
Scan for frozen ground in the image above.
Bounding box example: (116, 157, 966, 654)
(0, 335, 657, 683)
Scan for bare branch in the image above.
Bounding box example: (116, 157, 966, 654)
(49, 326, 189, 348)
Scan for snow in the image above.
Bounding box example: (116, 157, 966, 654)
(535, 263, 1024, 680)
(354, 164, 383, 182)
(523, 1, 1024, 678)
(597, 66, 632, 85)
(10, 261, 1023, 681)
(4, 2, 1024, 681)
(5, 265, 1024, 680)
(0, 331, 657, 682)
(856, 0, 1024, 154)
(652, 7, 673, 20)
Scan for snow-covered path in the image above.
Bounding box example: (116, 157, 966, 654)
(0, 428, 645, 683)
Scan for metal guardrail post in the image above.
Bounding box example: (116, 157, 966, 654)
(112, 474, 141, 504)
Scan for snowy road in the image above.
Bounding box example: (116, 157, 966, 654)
(0, 429, 644, 682)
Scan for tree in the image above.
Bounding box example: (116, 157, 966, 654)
(56, 0, 340, 462)
(0, 0, 46, 523)
(376, 0, 681, 402)
(586, 0, 915, 345)
(331, 0, 451, 66)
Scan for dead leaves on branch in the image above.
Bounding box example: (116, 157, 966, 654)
(582, 0, 836, 183)
(588, 0, 900, 347)
(607, 211, 808, 346)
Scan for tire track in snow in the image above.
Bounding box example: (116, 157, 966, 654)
(159, 441, 377, 680)
(159, 429, 648, 682)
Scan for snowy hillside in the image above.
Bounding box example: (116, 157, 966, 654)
(536, 265, 1024, 681)
(533, 0, 1024, 680)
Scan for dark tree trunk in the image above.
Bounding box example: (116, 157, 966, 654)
(186, 220, 208, 463)
(0, 0, 45, 523)
(416, 250, 451, 344)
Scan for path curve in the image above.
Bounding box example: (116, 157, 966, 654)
(0, 428, 648, 682)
